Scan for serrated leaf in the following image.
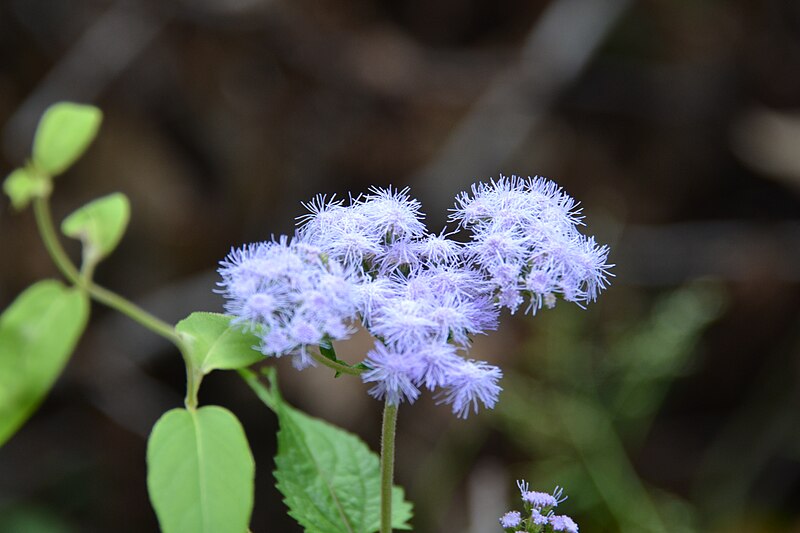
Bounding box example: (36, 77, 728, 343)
(175, 313, 262, 375)
(147, 406, 255, 533)
(3, 167, 51, 210)
(61, 192, 130, 263)
(0, 280, 89, 447)
(32, 102, 102, 176)
(241, 368, 413, 532)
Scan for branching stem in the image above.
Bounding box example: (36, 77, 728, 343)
(33, 195, 181, 345)
(33, 194, 197, 408)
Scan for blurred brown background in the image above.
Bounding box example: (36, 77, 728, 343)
(1, 0, 800, 531)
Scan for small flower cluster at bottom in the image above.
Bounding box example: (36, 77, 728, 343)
(499, 481, 578, 532)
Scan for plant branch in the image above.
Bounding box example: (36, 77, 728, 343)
(309, 349, 365, 376)
(33, 195, 82, 284)
(33, 195, 182, 346)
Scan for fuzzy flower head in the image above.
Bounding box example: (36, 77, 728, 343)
(451, 174, 612, 314)
(296, 186, 429, 276)
(218, 236, 361, 367)
(354, 185, 426, 242)
(296, 194, 381, 272)
(549, 515, 579, 533)
(359, 338, 502, 419)
(436, 359, 503, 418)
(368, 273, 498, 351)
(518, 482, 567, 510)
(361, 342, 422, 405)
(499, 511, 522, 529)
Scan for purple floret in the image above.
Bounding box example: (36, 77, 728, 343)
(499, 510, 521, 528)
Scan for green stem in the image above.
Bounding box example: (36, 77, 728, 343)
(380, 401, 398, 533)
(34, 195, 197, 406)
(33, 195, 181, 346)
(309, 350, 365, 376)
(33, 196, 82, 284)
(86, 282, 181, 345)
(184, 364, 202, 411)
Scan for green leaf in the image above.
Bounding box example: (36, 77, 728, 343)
(241, 368, 413, 532)
(147, 406, 255, 533)
(175, 313, 262, 376)
(32, 102, 102, 176)
(61, 192, 131, 264)
(0, 280, 89, 447)
(3, 167, 51, 210)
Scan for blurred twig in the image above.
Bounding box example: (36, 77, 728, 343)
(2, 0, 170, 162)
(413, 0, 633, 214)
(618, 221, 800, 285)
(693, 319, 800, 524)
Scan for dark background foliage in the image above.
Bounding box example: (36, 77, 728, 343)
(1, 0, 799, 531)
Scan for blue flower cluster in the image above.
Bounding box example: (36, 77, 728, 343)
(499, 481, 578, 532)
(218, 176, 611, 417)
(451, 176, 610, 314)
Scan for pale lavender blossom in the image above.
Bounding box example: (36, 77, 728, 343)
(361, 342, 422, 405)
(362, 340, 499, 416)
(499, 510, 521, 528)
(522, 490, 558, 508)
(296, 194, 381, 271)
(370, 297, 440, 349)
(220, 176, 611, 420)
(549, 514, 579, 532)
(531, 509, 549, 525)
(403, 265, 492, 302)
(217, 236, 361, 365)
(369, 275, 497, 352)
(437, 359, 502, 418)
(354, 185, 426, 241)
(452, 174, 611, 314)
(407, 342, 464, 390)
(413, 228, 463, 265)
(356, 276, 401, 325)
(426, 291, 498, 346)
(377, 238, 423, 274)
(519, 483, 567, 508)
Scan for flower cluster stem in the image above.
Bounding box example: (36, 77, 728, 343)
(380, 401, 398, 533)
(309, 350, 365, 376)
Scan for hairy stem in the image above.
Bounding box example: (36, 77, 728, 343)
(380, 401, 398, 533)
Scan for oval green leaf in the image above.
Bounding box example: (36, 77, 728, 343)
(146, 406, 255, 533)
(241, 368, 413, 532)
(61, 192, 131, 263)
(175, 313, 262, 376)
(3, 167, 51, 210)
(32, 102, 102, 176)
(0, 280, 89, 447)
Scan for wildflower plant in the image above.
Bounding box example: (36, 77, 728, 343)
(0, 102, 611, 532)
(499, 482, 579, 532)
